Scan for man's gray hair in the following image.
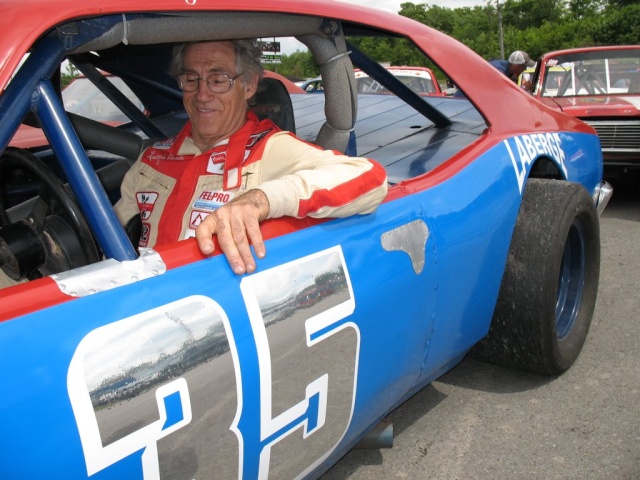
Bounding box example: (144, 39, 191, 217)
(170, 39, 264, 85)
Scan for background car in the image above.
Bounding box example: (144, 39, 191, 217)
(354, 66, 443, 96)
(297, 76, 324, 93)
(527, 45, 640, 184)
(0, 1, 610, 479)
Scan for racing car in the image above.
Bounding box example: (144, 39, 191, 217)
(0, 1, 611, 479)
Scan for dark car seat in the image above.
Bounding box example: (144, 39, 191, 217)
(251, 77, 296, 134)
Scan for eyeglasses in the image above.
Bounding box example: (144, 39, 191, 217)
(177, 72, 244, 93)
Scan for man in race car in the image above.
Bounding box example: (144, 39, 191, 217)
(115, 39, 388, 275)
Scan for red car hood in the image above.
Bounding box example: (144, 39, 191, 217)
(539, 95, 640, 118)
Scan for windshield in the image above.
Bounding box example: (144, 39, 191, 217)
(540, 50, 640, 97)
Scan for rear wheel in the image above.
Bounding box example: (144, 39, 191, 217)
(472, 179, 600, 375)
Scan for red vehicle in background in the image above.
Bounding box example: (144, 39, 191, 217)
(527, 45, 640, 183)
(265, 70, 305, 94)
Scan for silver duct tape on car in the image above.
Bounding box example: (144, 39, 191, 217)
(380, 219, 430, 275)
(51, 247, 166, 297)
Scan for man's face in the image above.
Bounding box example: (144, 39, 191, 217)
(181, 42, 258, 151)
(510, 63, 527, 78)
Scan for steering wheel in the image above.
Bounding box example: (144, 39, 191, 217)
(0, 147, 100, 280)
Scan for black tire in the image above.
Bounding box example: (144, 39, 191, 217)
(472, 178, 600, 375)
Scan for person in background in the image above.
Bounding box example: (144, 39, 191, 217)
(489, 50, 536, 89)
(453, 50, 536, 98)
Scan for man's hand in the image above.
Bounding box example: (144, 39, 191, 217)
(195, 189, 270, 275)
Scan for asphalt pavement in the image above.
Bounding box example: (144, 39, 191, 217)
(323, 184, 640, 480)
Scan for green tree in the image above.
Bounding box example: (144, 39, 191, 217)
(501, 0, 565, 29)
(397, 0, 638, 64)
(264, 50, 318, 80)
(61, 62, 80, 87)
(399, 3, 456, 35)
(567, 0, 606, 19)
(593, 3, 640, 44)
(607, 0, 640, 6)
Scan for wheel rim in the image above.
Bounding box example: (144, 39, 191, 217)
(556, 220, 586, 341)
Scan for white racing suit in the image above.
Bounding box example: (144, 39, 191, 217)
(115, 112, 388, 248)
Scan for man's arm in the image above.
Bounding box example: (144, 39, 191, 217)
(255, 132, 388, 219)
(195, 132, 388, 275)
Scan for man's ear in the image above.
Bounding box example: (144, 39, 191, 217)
(244, 75, 259, 99)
